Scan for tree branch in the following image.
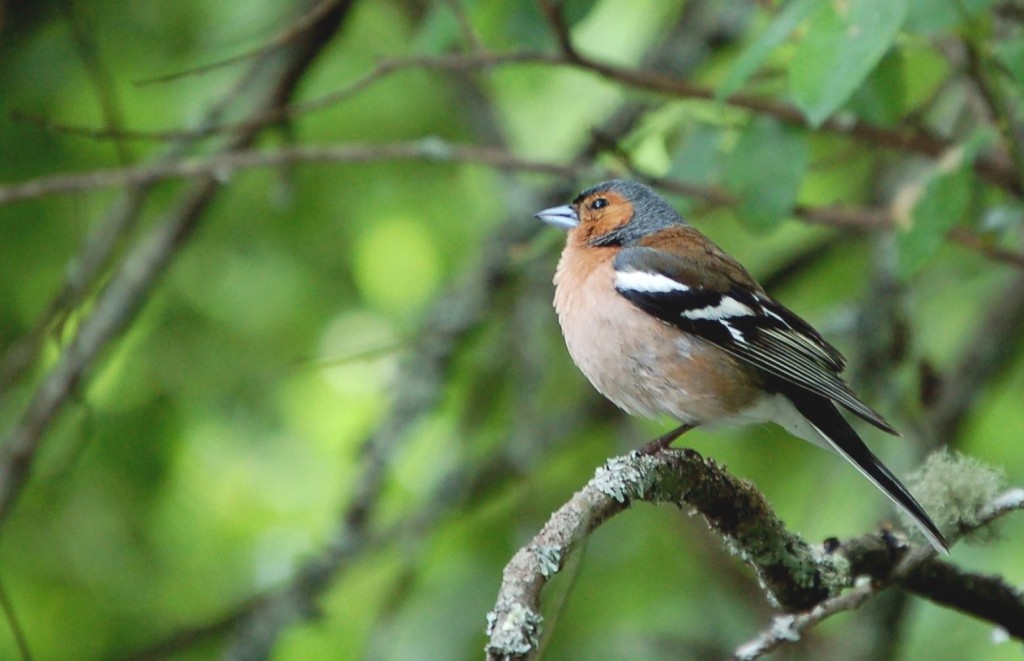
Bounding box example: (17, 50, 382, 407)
(734, 488, 1024, 659)
(486, 444, 1024, 661)
(900, 558, 1024, 640)
(485, 448, 850, 661)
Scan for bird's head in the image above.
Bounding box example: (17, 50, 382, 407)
(534, 180, 685, 247)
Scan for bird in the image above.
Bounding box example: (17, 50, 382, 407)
(535, 179, 949, 554)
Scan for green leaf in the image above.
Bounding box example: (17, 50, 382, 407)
(895, 167, 971, 278)
(412, 4, 463, 53)
(790, 0, 909, 126)
(669, 123, 725, 186)
(718, 0, 819, 99)
(724, 117, 808, 231)
(847, 43, 946, 126)
(895, 130, 995, 277)
(847, 51, 907, 127)
(561, 0, 598, 26)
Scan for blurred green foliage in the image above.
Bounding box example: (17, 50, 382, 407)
(0, 0, 1022, 659)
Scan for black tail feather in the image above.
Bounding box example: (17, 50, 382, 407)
(786, 390, 949, 554)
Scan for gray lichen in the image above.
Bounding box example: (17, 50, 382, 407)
(591, 452, 661, 503)
(530, 544, 563, 578)
(904, 449, 1007, 543)
(485, 602, 543, 657)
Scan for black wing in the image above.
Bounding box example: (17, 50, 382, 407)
(612, 246, 896, 434)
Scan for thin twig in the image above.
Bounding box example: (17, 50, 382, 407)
(446, 0, 486, 52)
(57, 0, 132, 165)
(537, 0, 581, 62)
(133, 0, 344, 86)
(12, 52, 552, 143)
(947, 227, 1024, 269)
(733, 583, 878, 661)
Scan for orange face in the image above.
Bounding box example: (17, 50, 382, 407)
(569, 189, 635, 246)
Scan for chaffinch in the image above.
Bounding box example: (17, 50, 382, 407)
(536, 179, 948, 554)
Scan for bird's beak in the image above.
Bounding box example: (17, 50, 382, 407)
(534, 204, 579, 231)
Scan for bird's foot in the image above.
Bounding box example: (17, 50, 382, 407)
(639, 423, 694, 455)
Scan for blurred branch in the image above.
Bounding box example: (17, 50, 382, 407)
(947, 228, 1024, 269)
(0, 0, 145, 395)
(0, 0, 355, 526)
(863, 591, 912, 661)
(9, 52, 553, 143)
(0, 193, 142, 394)
(652, 174, 1024, 267)
(119, 594, 263, 661)
(10, 131, 1024, 274)
(557, 53, 1021, 196)
(485, 448, 849, 661)
(57, 0, 132, 165)
(13, 45, 1020, 197)
(734, 488, 1024, 659)
(444, 0, 486, 52)
(536, 0, 581, 63)
(0, 140, 576, 205)
(133, 0, 346, 86)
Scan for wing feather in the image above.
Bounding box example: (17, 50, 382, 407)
(613, 246, 896, 434)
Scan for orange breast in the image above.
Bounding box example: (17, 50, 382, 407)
(552, 244, 761, 423)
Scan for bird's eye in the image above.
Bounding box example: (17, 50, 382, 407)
(590, 198, 609, 210)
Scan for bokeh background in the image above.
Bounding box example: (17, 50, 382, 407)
(0, 0, 1022, 659)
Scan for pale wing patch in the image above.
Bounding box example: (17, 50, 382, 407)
(615, 270, 690, 293)
(681, 296, 755, 321)
(720, 320, 746, 343)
